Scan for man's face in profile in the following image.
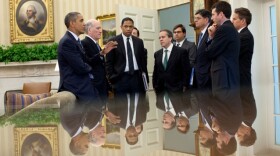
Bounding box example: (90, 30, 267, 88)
(26, 6, 35, 19)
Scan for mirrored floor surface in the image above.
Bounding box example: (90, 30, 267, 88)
(0, 90, 257, 156)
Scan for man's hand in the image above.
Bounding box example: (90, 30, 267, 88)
(100, 41, 118, 55)
(104, 110, 121, 124)
(207, 24, 218, 40)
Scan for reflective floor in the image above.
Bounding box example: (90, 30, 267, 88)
(0, 90, 257, 156)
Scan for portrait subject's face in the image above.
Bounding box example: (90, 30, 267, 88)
(26, 6, 35, 19)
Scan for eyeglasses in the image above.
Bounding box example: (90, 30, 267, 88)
(173, 31, 182, 34)
(194, 17, 202, 21)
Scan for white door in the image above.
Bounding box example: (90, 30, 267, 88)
(116, 5, 162, 154)
(116, 4, 161, 90)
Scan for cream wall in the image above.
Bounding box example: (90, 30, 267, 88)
(0, 0, 188, 45)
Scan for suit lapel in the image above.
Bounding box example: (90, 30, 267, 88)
(117, 35, 126, 57)
(66, 31, 85, 54)
(166, 46, 177, 70)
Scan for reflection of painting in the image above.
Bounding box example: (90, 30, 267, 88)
(96, 14, 116, 48)
(16, 0, 47, 36)
(102, 117, 121, 149)
(21, 133, 52, 156)
(9, 0, 54, 43)
(14, 127, 58, 156)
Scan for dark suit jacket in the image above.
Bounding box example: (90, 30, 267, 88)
(58, 31, 97, 101)
(239, 27, 256, 126)
(108, 92, 149, 129)
(205, 20, 242, 134)
(152, 46, 191, 93)
(105, 34, 148, 87)
(81, 36, 106, 87)
(180, 39, 197, 67)
(60, 102, 103, 137)
(156, 91, 185, 114)
(81, 36, 109, 100)
(60, 102, 87, 137)
(194, 30, 211, 89)
(205, 20, 241, 107)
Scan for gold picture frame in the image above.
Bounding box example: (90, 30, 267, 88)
(96, 14, 116, 48)
(101, 116, 121, 149)
(9, 0, 54, 43)
(14, 126, 58, 156)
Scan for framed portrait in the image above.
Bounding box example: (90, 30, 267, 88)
(96, 14, 116, 48)
(9, 0, 54, 43)
(14, 126, 58, 156)
(101, 117, 121, 149)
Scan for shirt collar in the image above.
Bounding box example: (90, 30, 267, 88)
(164, 43, 174, 52)
(68, 30, 79, 41)
(238, 26, 246, 33)
(86, 35, 98, 44)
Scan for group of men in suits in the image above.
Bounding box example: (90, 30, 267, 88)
(57, 1, 257, 150)
(193, 1, 257, 155)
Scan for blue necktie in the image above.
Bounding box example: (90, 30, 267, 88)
(197, 33, 203, 47)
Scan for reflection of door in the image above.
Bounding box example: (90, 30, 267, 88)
(116, 4, 160, 89)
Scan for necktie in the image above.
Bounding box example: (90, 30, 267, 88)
(197, 33, 203, 47)
(129, 93, 135, 125)
(176, 43, 180, 47)
(77, 38, 83, 47)
(96, 42, 101, 51)
(127, 38, 134, 75)
(164, 92, 170, 110)
(163, 49, 168, 70)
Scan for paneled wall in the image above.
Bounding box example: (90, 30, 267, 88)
(0, 0, 188, 45)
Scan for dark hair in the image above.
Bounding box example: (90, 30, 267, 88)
(201, 137, 217, 148)
(133, 27, 140, 37)
(64, 12, 81, 28)
(234, 7, 252, 26)
(121, 17, 134, 25)
(195, 9, 212, 23)
(211, 1, 232, 19)
(240, 128, 257, 146)
(173, 24, 186, 34)
(217, 137, 237, 155)
(160, 29, 173, 38)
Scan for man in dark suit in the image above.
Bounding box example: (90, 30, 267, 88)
(232, 7, 257, 146)
(173, 24, 196, 67)
(81, 19, 117, 104)
(105, 17, 148, 94)
(152, 29, 191, 94)
(57, 12, 97, 103)
(206, 1, 243, 122)
(194, 9, 212, 90)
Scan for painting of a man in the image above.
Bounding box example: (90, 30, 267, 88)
(16, 0, 47, 36)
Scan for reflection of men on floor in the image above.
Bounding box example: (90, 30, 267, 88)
(176, 97, 198, 134)
(108, 92, 149, 145)
(232, 7, 257, 147)
(21, 5, 44, 35)
(156, 92, 184, 130)
(60, 100, 105, 154)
